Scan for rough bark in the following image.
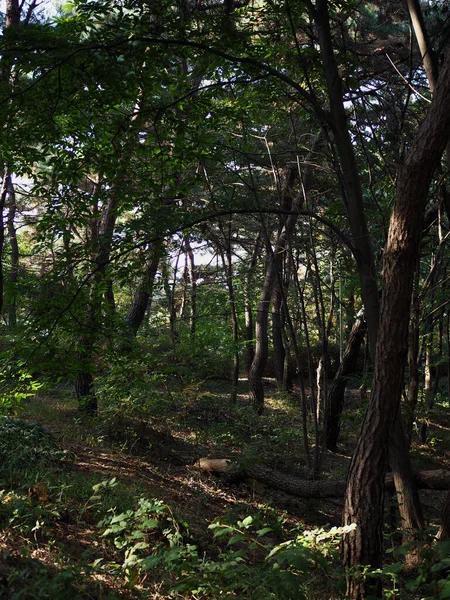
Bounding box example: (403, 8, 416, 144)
(5, 0, 20, 28)
(326, 310, 367, 451)
(342, 46, 450, 599)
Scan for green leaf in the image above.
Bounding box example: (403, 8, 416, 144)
(256, 527, 273, 537)
(227, 534, 244, 546)
(241, 516, 253, 528)
(438, 580, 450, 599)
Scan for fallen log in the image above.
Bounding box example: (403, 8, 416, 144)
(385, 469, 450, 492)
(194, 458, 232, 473)
(245, 463, 345, 498)
(194, 458, 450, 499)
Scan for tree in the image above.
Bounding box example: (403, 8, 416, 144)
(342, 46, 450, 599)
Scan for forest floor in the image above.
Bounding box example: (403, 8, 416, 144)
(0, 379, 449, 599)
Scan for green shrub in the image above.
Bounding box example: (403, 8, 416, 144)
(95, 478, 350, 599)
(0, 417, 67, 477)
(0, 357, 44, 414)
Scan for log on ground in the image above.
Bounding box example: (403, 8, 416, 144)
(194, 458, 450, 499)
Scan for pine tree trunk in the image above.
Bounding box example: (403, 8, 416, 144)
(272, 281, 285, 386)
(248, 135, 324, 412)
(326, 310, 366, 451)
(436, 487, 450, 541)
(342, 45, 450, 598)
(405, 295, 420, 443)
(244, 233, 262, 373)
(6, 176, 18, 327)
(124, 243, 162, 342)
(389, 416, 425, 554)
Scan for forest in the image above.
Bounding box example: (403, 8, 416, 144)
(1, 0, 450, 598)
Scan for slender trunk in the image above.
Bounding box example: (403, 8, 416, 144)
(297, 262, 319, 471)
(436, 487, 450, 541)
(271, 274, 285, 386)
(389, 416, 425, 562)
(185, 235, 197, 337)
(244, 231, 262, 373)
(6, 176, 18, 327)
(165, 251, 181, 346)
(419, 253, 442, 443)
(326, 310, 367, 451)
(405, 293, 420, 443)
(420, 339, 434, 443)
(0, 3, 21, 317)
(125, 242, 162, 337)
(0, 170, 8, 315)
(249, 134, 324, 413)
(314, 0, 380, 356)
(75, 93, 147, 406)
(218, 238, 240, 403)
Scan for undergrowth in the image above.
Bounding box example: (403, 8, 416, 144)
(0, 378, 449, 598)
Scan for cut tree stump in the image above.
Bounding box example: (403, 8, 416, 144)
(194, 458, 450, 499)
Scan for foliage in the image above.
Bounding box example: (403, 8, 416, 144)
(0, 357, 44, 415)
(93, 355, 167, 421)
(96, 481, 350, 599)
(0, 417, 67, 478)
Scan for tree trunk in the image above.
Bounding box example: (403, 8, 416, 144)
(75, 92, 147, 407)
(244, 232, 262, 373)
(389, 416, 425, 556)
(0, 170, 8, 315)
(436, 487, 450, 541)
(314, 0, 380, 357)
(0, 3, 21, 317)
(6, 176, 19, 327)
(342, 46, 450, 598)
(405, 294, 420, 443)
(271, 277, 286, 386)
(124, 242, 162, 338)
(248, 134, 324, 413)
(75, 338, 97, 412)
(184, 234, 197, 337)
(218, 234, 240, 404)
(326, 310, 367, 451)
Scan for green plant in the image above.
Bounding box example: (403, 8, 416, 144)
(98, 494, 189, 586)
(168, 517, 353, 599)
(94, 356, 167, 421)
(0, 417, 68, 479)
(98, 490, 351, 600)
(0, 358, 44, 414)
